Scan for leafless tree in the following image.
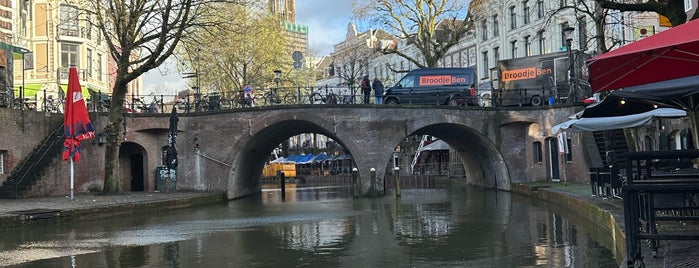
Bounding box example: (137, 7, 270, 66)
(78, 0, 231, 194)
(353, 0, 472, 68)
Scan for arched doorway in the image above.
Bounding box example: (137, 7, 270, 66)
(119, 142, 148, 192)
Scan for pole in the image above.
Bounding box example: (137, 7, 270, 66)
(352, 167, 359, 198)
(166, 168, 170, 193)
(70, 158, 74, 200)
(394, 167, 401, 197)
(370, 167, 376, 198)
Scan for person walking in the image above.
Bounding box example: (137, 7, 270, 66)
(360, 75, 371, 104)
(372, 78, 384, 104)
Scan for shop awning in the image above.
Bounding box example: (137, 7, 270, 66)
(13, 84, 92, 99)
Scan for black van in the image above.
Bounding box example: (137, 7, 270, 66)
(383, 68, 478, 106)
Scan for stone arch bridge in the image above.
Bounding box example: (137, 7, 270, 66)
(118, 104, 579, 199)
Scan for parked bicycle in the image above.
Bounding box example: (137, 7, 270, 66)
(44, 95, 64, 113)
(261, 88, 296, 106)
(196, 93, 227, 111)
(309, 88, 338, 104)
(130, 95, 163, 113)
(231, 90, 255, 108)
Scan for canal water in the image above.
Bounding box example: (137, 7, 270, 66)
(0, 185, 619, 267)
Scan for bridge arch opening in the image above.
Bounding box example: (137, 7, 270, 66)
(228, 120, 356, 198)
(388, 123, 509, 190)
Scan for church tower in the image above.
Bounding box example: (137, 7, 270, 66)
(268, 0, 296, 23)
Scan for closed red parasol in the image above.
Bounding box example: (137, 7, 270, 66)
(63, 65, 94, 199)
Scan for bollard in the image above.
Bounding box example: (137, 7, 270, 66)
(394, 167, 401, 197)
(352, 167, 359, 198)
(278, 171, 286, 200)
(370, 167, 377, 198)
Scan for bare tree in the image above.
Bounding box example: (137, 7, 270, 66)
(353, 0, 472, 68)
(595, 0, 697, 27)
(79, 0, 227, 194)
(332, 44, 371, 89)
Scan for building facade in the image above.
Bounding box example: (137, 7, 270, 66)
(7, 0, 143, 110)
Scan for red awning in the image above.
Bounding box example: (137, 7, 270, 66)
(587, 19, 699, 93)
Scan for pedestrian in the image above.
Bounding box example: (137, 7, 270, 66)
(360, 75, 371, 104)
(372, 78, 384, 104)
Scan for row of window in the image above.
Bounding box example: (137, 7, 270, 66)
(481, 0, 545, 41)
(60, 43, 104, 82)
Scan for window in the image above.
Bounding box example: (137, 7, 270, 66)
(59, 5, 79, 37)
(481, 20, 488, 41)
(524, 35, 532, 56)
(523, 0, 531, 24)
(538, 30, 546, 54)
(493, 15, 499, 37)
(398, 75, 415, 88)
(578, 17, 588, 50)
(60, 43, 79, 79)
(533, 142, 543, 164)
(565, 138, 573, 162)
(494, 47, 500, 63)
(511, 40, 518, 58)
(561, 23, 571, 50)
(685, 0, 693, 12)
(482, 51, 489, 78)
(510, 6, 517, 29)
(97, 54, 103, 82)
(537, 0, 544, 18)
(87, 49, 93, 78)
(0, 150, 5, 174)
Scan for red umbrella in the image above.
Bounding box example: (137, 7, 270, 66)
(63, 66, 95, 200)
(588, 19, 699, 93)
(63, 66, 95, 162)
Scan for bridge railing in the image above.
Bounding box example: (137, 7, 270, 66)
(3, 85, 575, 114)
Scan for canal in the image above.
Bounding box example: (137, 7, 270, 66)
(0, 184, 618, 267)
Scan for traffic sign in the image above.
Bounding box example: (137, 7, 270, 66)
(292, 51, 303, 61)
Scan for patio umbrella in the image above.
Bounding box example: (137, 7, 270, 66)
(165, 106, 178, 192)
(551, 108, 686, 134)
(63, 65, 95, 200)
(587, 19, 699, 93)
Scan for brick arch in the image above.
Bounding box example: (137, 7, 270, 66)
(120, 105, 580, 199)
(227, 119, 348, 199)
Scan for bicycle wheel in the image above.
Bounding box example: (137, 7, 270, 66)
(309, 93, 324, 104)
(219, 98, 233, 109)
(283, 93, 297, 104)
(326, 93, 338, 104)
(196, 100, 209, 111)
(263, 93, 278, 106)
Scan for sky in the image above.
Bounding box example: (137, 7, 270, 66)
(142, 0, 355, 94)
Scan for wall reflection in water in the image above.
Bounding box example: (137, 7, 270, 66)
(0, 186, 618, 267)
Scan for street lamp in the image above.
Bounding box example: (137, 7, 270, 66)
(563, 26, 576, 102)
(273, 69, 281, 88)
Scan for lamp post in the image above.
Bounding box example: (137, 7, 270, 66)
(563, 26, 576, 102)
(274, 69, 281, 88)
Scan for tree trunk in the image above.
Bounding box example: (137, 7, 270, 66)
(102, 78, 129, 194)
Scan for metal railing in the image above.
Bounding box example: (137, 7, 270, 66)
(1, 85, 577, 115)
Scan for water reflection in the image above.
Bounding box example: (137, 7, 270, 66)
(0, 186, 618, 267)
